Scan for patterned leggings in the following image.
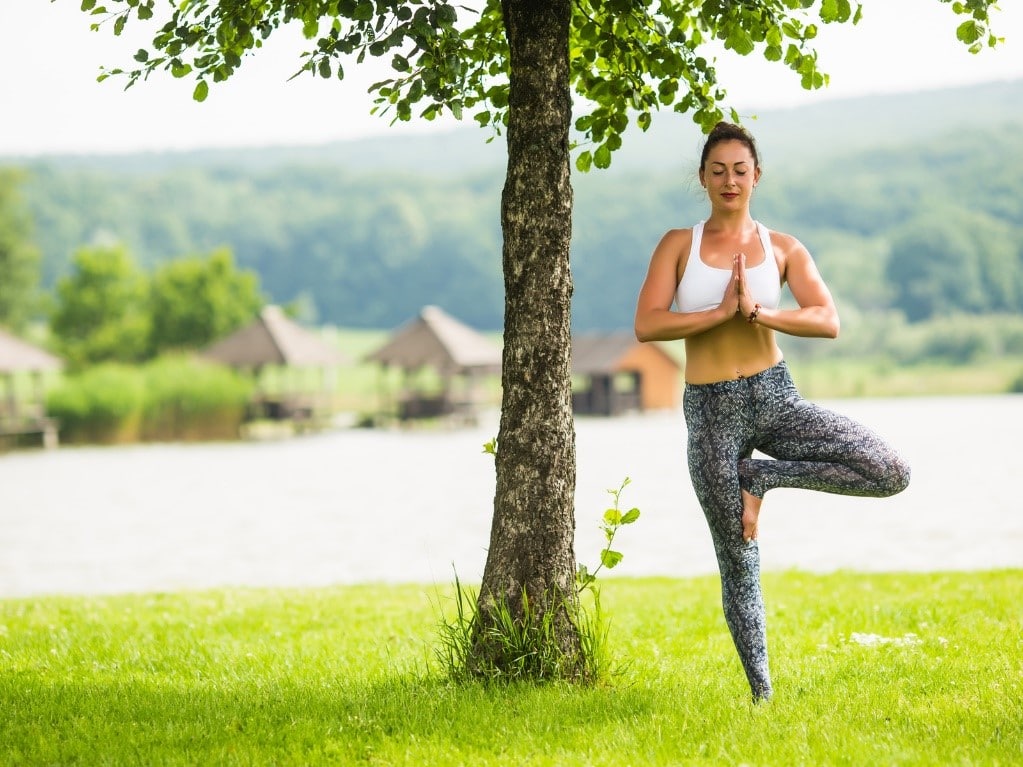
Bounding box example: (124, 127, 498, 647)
(682, 361, 910, 701)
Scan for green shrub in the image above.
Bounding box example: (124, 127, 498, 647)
(1010, 370, 1023, 394)
(140, 355, 253, 441)
(45, 356, 252, 444)
(46, 363, 145, 443)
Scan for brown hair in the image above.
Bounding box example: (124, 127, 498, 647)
(699, 121, 760, 171)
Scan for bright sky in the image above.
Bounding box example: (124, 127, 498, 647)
(1, 0, 1020, 156)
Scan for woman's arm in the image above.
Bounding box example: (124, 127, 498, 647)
(634, 229, 736, 342)
(738, 233, 840, 339)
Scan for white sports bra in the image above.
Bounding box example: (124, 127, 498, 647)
(675, 220, 782, 314)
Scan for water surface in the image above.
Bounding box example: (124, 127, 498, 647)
(1, 395, 1018, 598)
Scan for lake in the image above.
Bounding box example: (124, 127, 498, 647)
(1, 395, 1020, 598)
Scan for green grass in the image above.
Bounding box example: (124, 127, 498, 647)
(785, 357, 1023, 399)
(2, 571, 1021, 766)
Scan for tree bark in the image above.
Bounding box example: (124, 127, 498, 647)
(473, 0, 579, 670)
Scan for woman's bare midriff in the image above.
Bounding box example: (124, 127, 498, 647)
(684, 314, 784, 384)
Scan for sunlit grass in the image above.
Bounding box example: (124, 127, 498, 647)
(786, 357, 1023, 399)
(2, 570, 1020, 766)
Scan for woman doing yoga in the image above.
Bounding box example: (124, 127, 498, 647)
(633, 121, 911, 702)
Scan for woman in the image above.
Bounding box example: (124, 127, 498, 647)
(634, 121, 910, 702)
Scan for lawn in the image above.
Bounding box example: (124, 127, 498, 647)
(1, 570, 1020, 766)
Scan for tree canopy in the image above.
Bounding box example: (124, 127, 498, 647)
(50, 243, 265, 369)
(86, 1, 1002, 169)
(148, 248, 265, 354)
(50, 244, 150, 369)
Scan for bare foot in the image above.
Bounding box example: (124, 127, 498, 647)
(741, 489, 763, 543)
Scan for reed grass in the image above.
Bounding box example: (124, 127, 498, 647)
(2, 570, 1020, 766)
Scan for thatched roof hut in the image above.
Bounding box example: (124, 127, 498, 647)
(201, 305, 349, 369)
(365, 305, 501, 375)
(365, 305, 501, 423)
(0, 329, 63, 374)
(0, 329, 63, 449)
(201, 305, 349, 425)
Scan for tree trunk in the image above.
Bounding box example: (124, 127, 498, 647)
(473, 0, 579, 672)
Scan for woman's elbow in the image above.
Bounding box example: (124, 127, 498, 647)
(814, 306, 840, 339)
(634, 314, 656, 342)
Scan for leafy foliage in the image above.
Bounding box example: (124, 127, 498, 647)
(0, 169, 41, 331)
(885, 207, 1018, 322)
(46, 355, 252, 444)
(148, 248, 265, 355)
(50, 244, 150, 369)
(44, 362, 146, 443)
(576, 477, 640, 595)
(49, 242, 265, 368)
(79, 1, 1003, 171)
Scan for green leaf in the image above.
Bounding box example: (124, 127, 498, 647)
(603, 508, 622, 526)
(621, 508, 640, 524)
(593, 143, 612, 169)
(575, 151, 593, 173)
(81, 0, 96, 10)
(353, 1, 374, 22)
(725, 26, 755, 56)
(192, 80, 209, 102)
(133, 48, 149, 63)
(600, 549, 624, 569)
(956, 20, 982, 45)
(436, 3, 457, 26)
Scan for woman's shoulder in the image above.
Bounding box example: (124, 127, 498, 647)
(758, 224, 815, 282)
(659, 224, 698, 247)
(760, 224, 811, 258)
(653, 225, 696, 255)
(664, 224, 698, 237)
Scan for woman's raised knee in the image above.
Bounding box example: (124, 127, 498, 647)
(880, 453, 911, 496)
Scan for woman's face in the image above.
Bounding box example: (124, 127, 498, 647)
(700, 140, 760, 210)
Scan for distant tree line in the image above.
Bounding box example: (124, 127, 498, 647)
(4, 122, 1022, 336)
(0, 168, 41, 333)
